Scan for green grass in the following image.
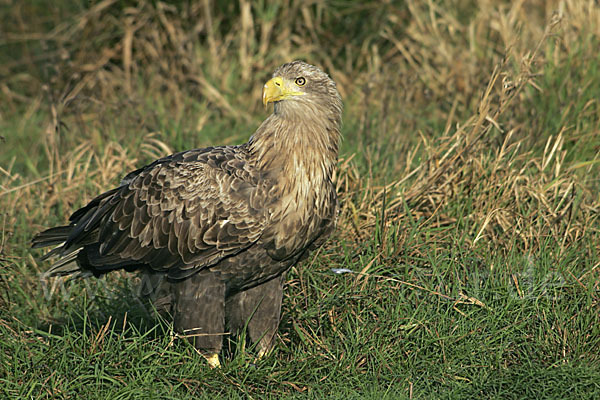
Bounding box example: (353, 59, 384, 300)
(2, 0, 600, 398)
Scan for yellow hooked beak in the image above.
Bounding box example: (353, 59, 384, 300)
(262, 76, 305, 108)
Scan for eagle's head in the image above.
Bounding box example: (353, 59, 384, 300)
(262, 61, 342, 125)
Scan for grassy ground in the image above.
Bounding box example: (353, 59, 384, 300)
(1, 0, 600, 398)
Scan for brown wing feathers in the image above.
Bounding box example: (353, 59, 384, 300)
(33, 146, 265, 279)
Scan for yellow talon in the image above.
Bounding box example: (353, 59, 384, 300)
(257, 347, 270, 359)
(204, 353, 221, 369)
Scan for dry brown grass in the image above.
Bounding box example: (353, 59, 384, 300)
(334, 2, 599, 264)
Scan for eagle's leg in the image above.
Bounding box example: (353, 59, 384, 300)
(139, 271, 172, 319)
(226, 274, 285, 358)
(172, 271, 226, 368)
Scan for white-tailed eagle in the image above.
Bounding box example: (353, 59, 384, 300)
(33, 61, 342, 368)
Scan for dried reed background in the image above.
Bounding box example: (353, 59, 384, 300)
(1, 0, 599, 398)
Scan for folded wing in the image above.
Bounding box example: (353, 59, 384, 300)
(32, 147, 268, 280)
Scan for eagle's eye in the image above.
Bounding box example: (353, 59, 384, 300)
(295, 77, 306, 86)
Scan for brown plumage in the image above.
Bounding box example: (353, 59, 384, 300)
(32, 61, 342, 366)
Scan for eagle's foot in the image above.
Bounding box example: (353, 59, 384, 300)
(203, 353, 221, 369)
(257, 347, 271, 360)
